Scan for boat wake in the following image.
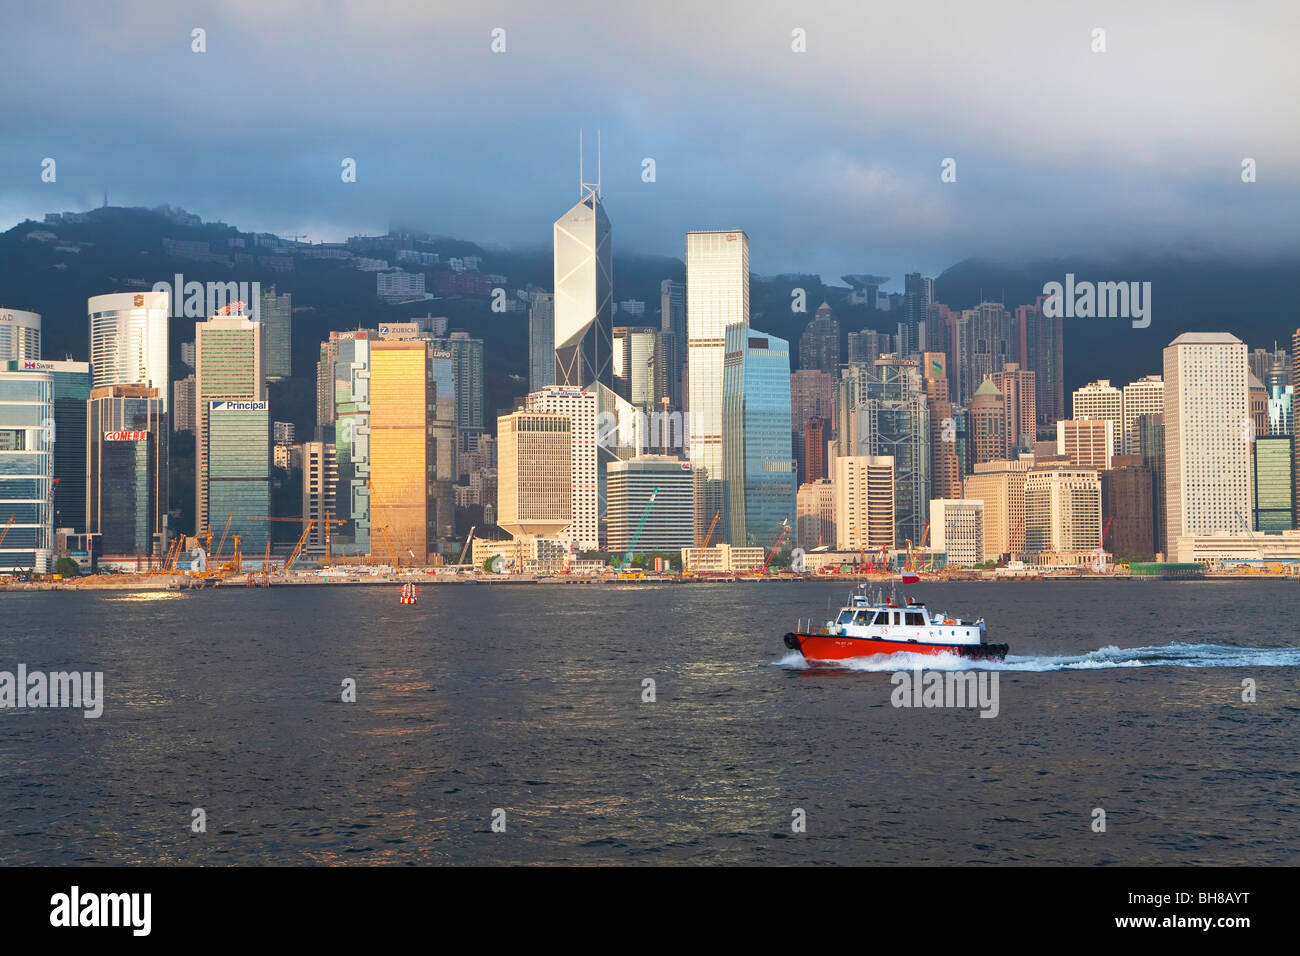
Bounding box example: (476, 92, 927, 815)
(773, 642, 1300, 672)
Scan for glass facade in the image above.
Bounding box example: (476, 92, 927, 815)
(686, 231, 749, 543)
(0, 372, 54, 571)
(553, 189, 612, 389)
(0, 309, 41, 361)
(88, 292, 169, 411)
(260, 285, 292, 380)
(721, 325, 794, 549)
(196, 317, 264, 535)
(528, 293, 555, 393)
(333, 335, 371, 555)
(6, 360, 91, 533)
(88, 386, 168, 558)
(1252, 435, 1294, 531)
(206, 401, 270, 554)
(369, 342, 434, 563)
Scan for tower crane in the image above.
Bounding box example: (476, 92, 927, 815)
(616, 488, 659, 572)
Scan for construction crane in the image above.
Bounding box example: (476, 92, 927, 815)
(456, 526, 477, 566)
(616, 488, 659, 573)
(0, 513, 14, 551)
(284, 521, 316, 572)
(761, 514, 792, 575)
(214, 515, 234, 564)
(701, 510, 721, 548)
(261, 539, 272, 585)
(246, 515, 346, 566)
(378, 525, 401, 568)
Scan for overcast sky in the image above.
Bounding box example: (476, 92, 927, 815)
(3, 0, 1297, 286)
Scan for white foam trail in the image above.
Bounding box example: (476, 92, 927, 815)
(771, 642, 1300, 672)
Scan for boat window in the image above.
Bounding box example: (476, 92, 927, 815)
(905, 612, 925, 627)
(863, 611, 882, 626)
(836, 611, 852, 625)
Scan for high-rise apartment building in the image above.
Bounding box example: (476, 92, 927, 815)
(799, 302, 840, 373)
(992, 363, 1036, 455)
(1015, 297, 1063, 429)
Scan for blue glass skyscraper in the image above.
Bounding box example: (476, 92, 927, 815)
(721, 325, 795, 549)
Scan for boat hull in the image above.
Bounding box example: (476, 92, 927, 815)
(784, 631, 1008, 663)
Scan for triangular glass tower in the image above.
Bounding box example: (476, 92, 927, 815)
(553, 133, 612, 389)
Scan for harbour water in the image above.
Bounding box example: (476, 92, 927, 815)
(1, 580, 1297, 865)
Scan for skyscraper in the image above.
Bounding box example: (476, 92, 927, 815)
(1163, 332, 1250, 553)
(659, 279, 686, 411)
(496, 410, 572, 538)
(195, 315, 264, 537)
(841, 356, 931, 546)
(526, 386, 600, 550)
(899, 273, 933, 355)
(1252, 435, 1293, 531)
(799, 302, 840, 373)
(88, 292, 169, 411)
(553, 160, 612, 389)
(0, 309, 41, 361)
(834, 455, 895, 551)
(1121, 375, 1164, 456)
(369, 339, 455, 562)
(956, 302, 1011, 406)
(260, 284, 292, 381)
(88, 384, 170, 563)
(205, 398, 270, 555)
(0, 369, 53, 572)
(970, 378, 1006, 465)
(721, 326, 794, 548)
(1072, 379, 1123, 431)
(612, 326, 662, 413)
(528, 293, 556, 393)
(332, 332, 371, 555)
(686, 230, 749, 542)
(1016, 297, 1063, 430)
(992, 363, 1036, 455)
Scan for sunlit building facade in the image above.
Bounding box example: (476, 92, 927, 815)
(88, 292, 169, 411)
(687, 230, 749, 543)
(0, 370, 54, 572)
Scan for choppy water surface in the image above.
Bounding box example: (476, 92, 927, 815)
(1, 580, 1297, 865)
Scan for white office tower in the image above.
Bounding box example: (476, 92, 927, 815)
(1162, 333, 1250, 553)
(526, 386, 600, 550)
(1121, 375, 1164, 455)
(1071, 379, 1122, 435)
(686, 229, 749, 541)
(88, 291, 170, 411)
(0, 309, 41, 361)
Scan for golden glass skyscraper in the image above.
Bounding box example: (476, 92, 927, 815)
(369, 340, 434, 565)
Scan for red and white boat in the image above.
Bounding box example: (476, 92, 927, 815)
(783, 585, 1008, 662)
